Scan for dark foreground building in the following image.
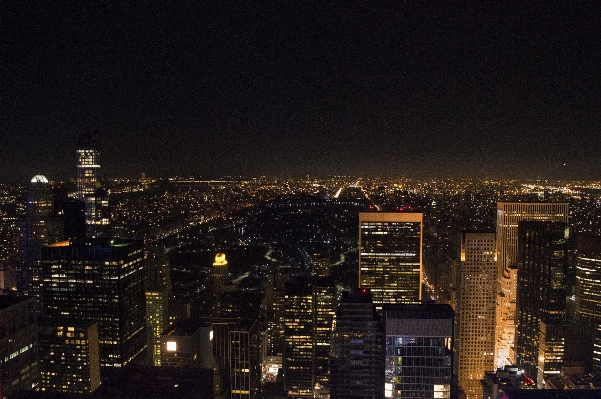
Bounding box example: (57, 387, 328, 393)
(38, 239, 146, 369)
(383, 303, 454, 399)
(330, 288, 383, 399)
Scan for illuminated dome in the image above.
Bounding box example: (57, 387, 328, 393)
(31, 175, 49, 183)
(213, 253, 228, 266)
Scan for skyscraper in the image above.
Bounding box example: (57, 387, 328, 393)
(457, 232, 496, 399)
(574, 235, 601, 370)
(212, 253, 229, 297)
(145, 242, 172, 366)
(359, 212, 423, 308)
(38, 239, 146, 368)
(283, 277, 314, 397)
(383, 303, 454, 399)
(495, 202, 568, 367)
(312, 276, 336, 393)
(77, 131, 109, 238)
(330, 288, 384, 399)
(17, 175, 63, 296)
(514, 221, 568, 386)
(230, 320, 260, 399)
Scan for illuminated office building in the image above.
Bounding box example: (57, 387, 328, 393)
(17, 175, 63, 296)
(495, 202, 568, 367)
(38, 239, 146, 368)
(575, 235, 601, 370)
(312, 249, 330, 277)
(457, 232, 496, 399)
(515, 221, 568, 386)
(330, 288, 383, 399)
(77, 131, 109, 238)
(383, 304, 454, 399)
(312, 276, 336, 393)
(358, 212, 422, 308)
(38, 320, 101, 394)
(283, 277, 314, 397)
(145, 242, 172, 366)
(0, 296, 39, 398)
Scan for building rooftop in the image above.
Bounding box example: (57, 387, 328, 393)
(0, 295, 31, 311)
(383, 303, 454, 319)
(162, 318, 210, 337)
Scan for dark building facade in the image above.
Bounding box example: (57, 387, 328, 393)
(0, 296, 40, 398)
(515, 221, 568, 385)
(17, 175, 63, 297)
(574, 235, 601, 371)
(330, 288, 383, 399)
(383, 303, 454, 399)
(38, 239, 146, 369)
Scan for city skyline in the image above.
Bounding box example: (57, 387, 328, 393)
(2, 2, 601, 182)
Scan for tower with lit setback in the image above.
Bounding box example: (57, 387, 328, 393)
(495, 202, 568, 367)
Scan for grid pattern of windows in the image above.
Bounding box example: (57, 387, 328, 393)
(515, 221, 567, 385)
(39, 321, 100, 393)
(283, 278, 314, 397)
(384, 305, 453, 399)
(39, 241, 146, 368)
(495, 202, 568, 367)
(359, 212, 422, 307)
(575, 236, 601, 370)
(457, 233, 496, 399)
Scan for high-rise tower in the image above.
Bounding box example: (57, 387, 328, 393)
(514, 221, 568, 386)
(358, 212, 423, 309)
(574, 235, 601, 370)
(145, 242, 172, 366)
(17, 175, 63, 296)
(330, 288, 383, 399)
(457, 232, 496, 399)
(383, 303, 454, 399)
(283, 277, 314, 397)
(495, 202, 568, 367)
(77, 132, 109, 238)
(38, 239, 146, 368)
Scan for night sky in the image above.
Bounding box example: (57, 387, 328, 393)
(2, 2, 601, 182)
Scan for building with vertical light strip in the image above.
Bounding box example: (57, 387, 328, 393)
(575, 235, 601, 371)
(457, 232, 496, 399)
(495, 202, 568, 368)
(230, 320, 260, 399)
(359, 212, 422, 309)
(145, 242, 172, 366)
